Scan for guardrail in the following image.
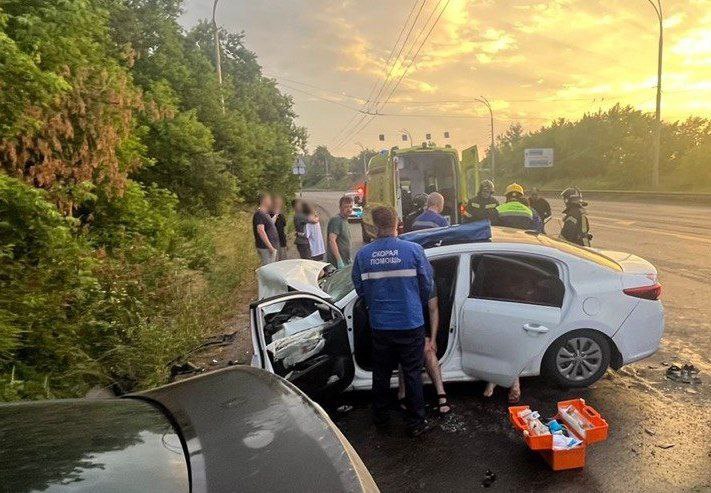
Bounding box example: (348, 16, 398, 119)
(539, 189, 711, 205)
(301, 188, 711, 205)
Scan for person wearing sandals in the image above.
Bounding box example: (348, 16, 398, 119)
(397, 282, 451, 415)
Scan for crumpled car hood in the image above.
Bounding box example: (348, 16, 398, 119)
(257, 259, 331, 299)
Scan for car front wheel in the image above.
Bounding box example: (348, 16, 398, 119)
(542, 329, 611, 388)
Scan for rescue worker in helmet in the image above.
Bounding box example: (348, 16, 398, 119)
(560, 187, 592, 246)
(494, 183, 542, 231)
(465, 179, 499, 223)
(403, 193, 428, 232)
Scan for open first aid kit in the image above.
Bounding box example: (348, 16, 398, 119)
(508, 398, 609, 470)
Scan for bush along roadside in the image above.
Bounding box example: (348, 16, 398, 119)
(0, 175, 258, 401)
(0, 0, 295, 400)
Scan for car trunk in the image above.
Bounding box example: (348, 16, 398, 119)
(596, 249, 659, 289)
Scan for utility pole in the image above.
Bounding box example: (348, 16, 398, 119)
(212, 0, 225, 115)
(355, 142, 367, 178)
(476, 97, 495, 178)
(323, 155, 330, 188)
(646, 0, 663, 188)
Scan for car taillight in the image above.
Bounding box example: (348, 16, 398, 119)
(623, 283, 662, 300)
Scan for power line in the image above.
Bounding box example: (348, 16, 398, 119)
(367, 0, 428, 114)
(373, 111, 549, 121)
(374, 0, 449, 116)
(276, 83, 366, 112)
(332, 0, 429, 150)
(271, 76, 366, 102)
(338, 0, 452, 149)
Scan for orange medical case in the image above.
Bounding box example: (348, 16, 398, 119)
(508, 398, 609, 470)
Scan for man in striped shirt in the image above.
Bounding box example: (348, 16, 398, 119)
(352, 206, 434, 437)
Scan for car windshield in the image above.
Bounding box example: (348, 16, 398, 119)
(319, 264, 354, 302)
(538, 235, 622, 271)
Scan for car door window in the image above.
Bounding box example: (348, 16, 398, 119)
(470, 254, 564, 307)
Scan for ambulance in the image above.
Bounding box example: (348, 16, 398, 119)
(360, 143, 479, 243)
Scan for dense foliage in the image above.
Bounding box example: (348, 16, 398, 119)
(303, 145, 376, 189)
(488, 105, 711, 191)
(0, 0, 305, 400)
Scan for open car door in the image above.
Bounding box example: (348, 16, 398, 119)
(250, 292, 354, 400)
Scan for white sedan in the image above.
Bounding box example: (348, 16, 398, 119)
(250, 225, 664, 400)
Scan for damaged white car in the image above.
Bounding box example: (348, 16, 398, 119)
(250, 224, 664, 401)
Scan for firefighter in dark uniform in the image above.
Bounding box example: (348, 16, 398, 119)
(560, 187, 592, 246)
(403, 193, 428, 232)
(465, 179, 499, 223)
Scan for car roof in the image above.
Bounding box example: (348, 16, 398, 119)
(490, 226, 543, 245)
(427, 226, 623, 271)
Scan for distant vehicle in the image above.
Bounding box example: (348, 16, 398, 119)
(0, 367, 378, 493)
(360, 144, 480, 243)
(250, 224, 664, 400)
(345, 191, 364, 222)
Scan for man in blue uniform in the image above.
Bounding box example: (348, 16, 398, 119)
(411, 192, 449, 231)
(352, 206, 434, 436)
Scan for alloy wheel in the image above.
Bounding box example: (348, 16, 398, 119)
(555, 337, 603, 382)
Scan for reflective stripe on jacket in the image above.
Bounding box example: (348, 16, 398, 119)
(411, 209, 449, 231)
(352, 237, 433, 330)
(494, 201, 536, 230)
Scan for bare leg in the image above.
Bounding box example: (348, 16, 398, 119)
(483, 382, 496, 397)
(424, 348, 450, 413)
(397, 366, 406, 402)
(508, 378, 521, 403)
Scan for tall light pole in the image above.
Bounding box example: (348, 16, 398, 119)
(646, 0, 663, 188)
(355, 142, 367, 177)
(212, 0, 225, 115)
(476, 97, 495, 178)
(398, 129, 414, 147)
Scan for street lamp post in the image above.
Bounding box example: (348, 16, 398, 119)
(475, 97, 495, 178)
(212, 0, 225, 115)
(646, 0, 663, 188)
(398, 129, 414, 147)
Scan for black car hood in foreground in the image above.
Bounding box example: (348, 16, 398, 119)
(134, 366, 378, 493)
(0, 399, 189, 492)
(0, 367, 377, 493)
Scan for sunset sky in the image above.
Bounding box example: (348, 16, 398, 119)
(180, 0, 711, 156)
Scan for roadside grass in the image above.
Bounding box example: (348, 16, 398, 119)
(116, 212, 259, 391)
(0, 209, 259, 400)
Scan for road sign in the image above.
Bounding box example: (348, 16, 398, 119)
(292, 156, 306, 175)
(524, 148, 554, 168)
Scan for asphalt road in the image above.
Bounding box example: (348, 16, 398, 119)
(304, 190, 710, 493)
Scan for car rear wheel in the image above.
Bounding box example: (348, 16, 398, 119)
(542, 329, 610, 388)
